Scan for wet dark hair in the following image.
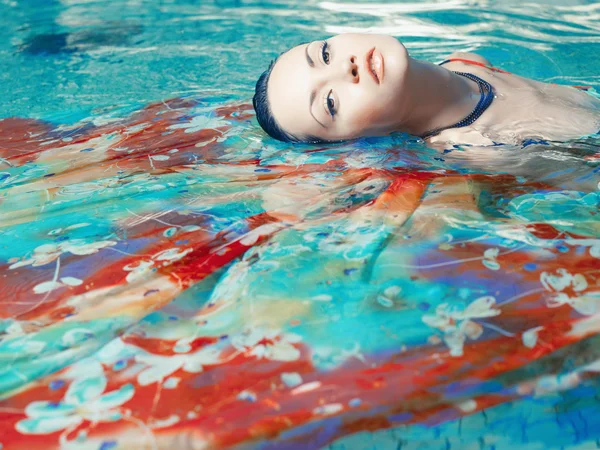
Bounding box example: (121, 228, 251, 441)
(253, 55, 326, 144)
(252, 58, 300, 143)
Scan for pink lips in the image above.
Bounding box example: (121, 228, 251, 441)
(366, 47, 384, 84)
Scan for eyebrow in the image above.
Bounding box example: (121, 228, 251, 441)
(306, 43, 327, 129)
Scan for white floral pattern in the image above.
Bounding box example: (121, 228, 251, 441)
(423, 296, 501, 357)
(122, 246, 194, 284)
(16, 374, 134, 435)
(135, 346, 222, 386)
(232, 328, 302, 362)
(167, 114, 226, 134)
(123, 260, 155, 283)
(9, 240, 117, 269)
(541, 269, 600, 315)
(482, 248, 500, 271)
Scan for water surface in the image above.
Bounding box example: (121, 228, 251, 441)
(0, 1, 599, 449)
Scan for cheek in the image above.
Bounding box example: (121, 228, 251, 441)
(345, 90, 387, 131)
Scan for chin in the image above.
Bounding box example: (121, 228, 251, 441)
(380, 36, 409, 85)
(371, 36, 409, 112)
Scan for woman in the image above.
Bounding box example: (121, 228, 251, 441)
(253, 33, 600, 146)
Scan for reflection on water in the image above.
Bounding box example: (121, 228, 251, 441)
(320, 0, 600, 52)
(1, 0, 599, 118)
(440, 138, 600, 192)
(20, 23, 143, 55)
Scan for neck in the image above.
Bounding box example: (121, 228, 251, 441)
(396, 58, 482, 137)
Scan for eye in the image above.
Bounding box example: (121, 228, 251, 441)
(320, 41, 331, 65)
(324, 89, 336, 118)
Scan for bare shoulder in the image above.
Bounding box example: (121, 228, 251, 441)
(445, 51, 492, 66)
(427, 127, 498, 147)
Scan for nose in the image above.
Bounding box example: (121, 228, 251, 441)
(344, 55, 359, 83)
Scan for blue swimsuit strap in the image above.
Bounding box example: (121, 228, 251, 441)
(421, 71, 495, 139)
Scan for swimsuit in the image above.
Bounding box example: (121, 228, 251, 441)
(425, 58, 596, 140)
(421, 70, 495, 139)
(440, 58, 592, 91)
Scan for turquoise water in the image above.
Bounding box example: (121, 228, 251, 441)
(1, 2, 600, 450)
(2, 0, 599, 121)
(2, 0, 599, 186)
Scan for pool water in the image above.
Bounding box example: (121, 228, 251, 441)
(0, 1, 599, 449)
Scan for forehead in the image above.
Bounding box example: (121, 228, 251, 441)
(267, 43, 319, 139)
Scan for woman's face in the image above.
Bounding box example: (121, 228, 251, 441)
(267, 33, 409, 141)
